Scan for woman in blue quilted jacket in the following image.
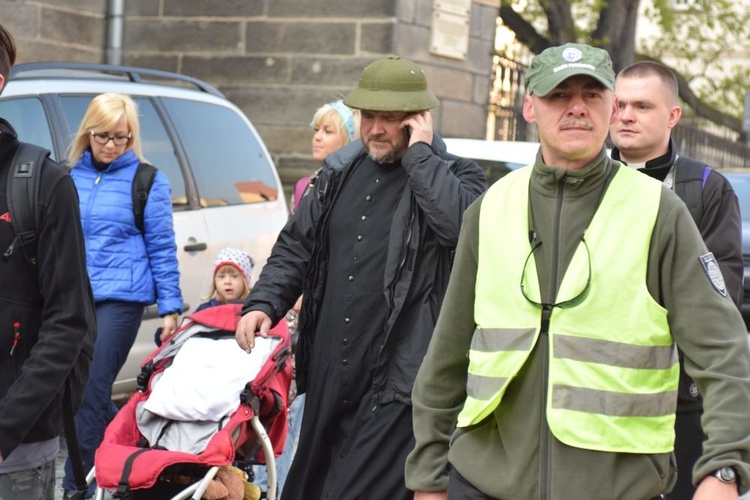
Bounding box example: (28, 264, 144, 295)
(62, 93, 182, 498)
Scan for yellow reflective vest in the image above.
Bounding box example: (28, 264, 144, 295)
(458, 165, 679, 454)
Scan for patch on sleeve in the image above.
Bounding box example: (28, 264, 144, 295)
(699, 252, 727, 297)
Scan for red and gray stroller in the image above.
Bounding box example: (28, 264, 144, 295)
(90, 303, 293, 500)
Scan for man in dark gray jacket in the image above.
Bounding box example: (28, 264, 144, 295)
(610, 61, 743, 499)
(235, 55, 486, 500)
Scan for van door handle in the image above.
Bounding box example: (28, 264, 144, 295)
(184, 242, 207, 252)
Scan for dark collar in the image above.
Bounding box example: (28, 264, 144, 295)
(611, 138, 677, 182)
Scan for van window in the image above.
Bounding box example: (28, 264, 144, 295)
(0, 98, 56, 157)
(59, 96, 187, 206)
(161, 98, 279, 207)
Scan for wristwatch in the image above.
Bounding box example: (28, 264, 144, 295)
(712, 466, 737, 484)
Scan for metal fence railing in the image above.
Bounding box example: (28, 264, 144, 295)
(489, 53, 536, 142)
(672, 124, 750, 169)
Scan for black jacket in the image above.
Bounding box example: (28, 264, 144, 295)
(613, 140, 743, 412)
(0, 118, 96, 458)
(243, 136, 487, 402)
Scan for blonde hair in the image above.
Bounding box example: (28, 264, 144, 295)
(203, 264, 251, 303)
(311, 103, 360, 146)
(67, 93, 144, 167)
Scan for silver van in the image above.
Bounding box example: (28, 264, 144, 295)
(0, 63, 289, 397)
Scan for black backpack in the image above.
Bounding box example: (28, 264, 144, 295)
(5, 142, 156, 498)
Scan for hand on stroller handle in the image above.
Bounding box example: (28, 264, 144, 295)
(236, 310, 272, 353)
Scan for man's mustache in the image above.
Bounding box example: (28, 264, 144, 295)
(560, 119, 593, 130)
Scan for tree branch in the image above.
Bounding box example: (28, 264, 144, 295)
(592, 0, 640, 70)
(499, 0, 550, 54)
(539, 0, 575, 44)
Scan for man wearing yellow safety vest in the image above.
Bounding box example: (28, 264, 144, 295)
(405, 43, 750, 500)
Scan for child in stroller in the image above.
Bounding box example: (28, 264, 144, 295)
(156, 247, 256, 346)
(91, 249, 293, 499)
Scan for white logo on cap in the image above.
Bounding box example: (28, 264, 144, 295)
(562, 48, 583, 62)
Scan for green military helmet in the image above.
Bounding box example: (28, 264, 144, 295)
(344, 55, 440, 112)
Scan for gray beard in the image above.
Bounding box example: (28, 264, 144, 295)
(367, 147, 404, 164)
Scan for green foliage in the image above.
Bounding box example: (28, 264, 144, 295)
(643, 0, 674, 32)
(638, 0, 750, 118)
(693, 65, 750, 116)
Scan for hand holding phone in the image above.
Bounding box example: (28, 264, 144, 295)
(401, 111, 432, 148)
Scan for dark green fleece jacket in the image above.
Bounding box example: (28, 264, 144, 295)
(406, 148, 750, 499)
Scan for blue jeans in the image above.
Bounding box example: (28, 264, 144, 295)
(0, 459, 55, 500)
(62, 300, 144, 496)
(254, 393, 305, 497)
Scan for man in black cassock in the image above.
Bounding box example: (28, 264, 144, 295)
(236, 55, 487, 500)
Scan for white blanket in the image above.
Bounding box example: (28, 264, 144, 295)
(143, 335, 278, 422)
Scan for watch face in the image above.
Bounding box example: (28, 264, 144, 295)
(717, 467, 737, 482)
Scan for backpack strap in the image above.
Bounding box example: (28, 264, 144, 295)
(3, 142, 49, 273)
(673, 156, 708, 227)
(63, 381, 89, 499)
(132, 162, 158, 234)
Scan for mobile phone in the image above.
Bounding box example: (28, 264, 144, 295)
(404, 125, 411, 141)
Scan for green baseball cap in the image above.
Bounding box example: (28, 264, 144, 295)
(525, 43, 615, 97)
(344, 55, 439, 112)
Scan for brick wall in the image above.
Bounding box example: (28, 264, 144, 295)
(1, 0, 498, 187)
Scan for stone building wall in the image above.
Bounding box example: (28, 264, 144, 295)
(1, 0, 498, 187)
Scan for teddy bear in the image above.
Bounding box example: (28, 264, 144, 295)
(201, 466, 261, 500)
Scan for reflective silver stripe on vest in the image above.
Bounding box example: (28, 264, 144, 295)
(553, 334, 677, 370)
(467, 374, 510, 400)
(552, 385, 677, 417)
(466, 328, 535, 400)
(470, 327, 536, 352)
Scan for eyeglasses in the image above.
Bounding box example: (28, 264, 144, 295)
(520, 236, 592, 310)
(90, 131, 131, 146)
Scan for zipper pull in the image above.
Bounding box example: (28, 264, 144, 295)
(10, 321, 20, 355)
(3, 236, 18, 263)
(95, 174, 102, 184)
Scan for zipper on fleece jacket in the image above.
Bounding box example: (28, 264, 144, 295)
(540, 305, 552, 500)
(541, 179, 566, 500)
